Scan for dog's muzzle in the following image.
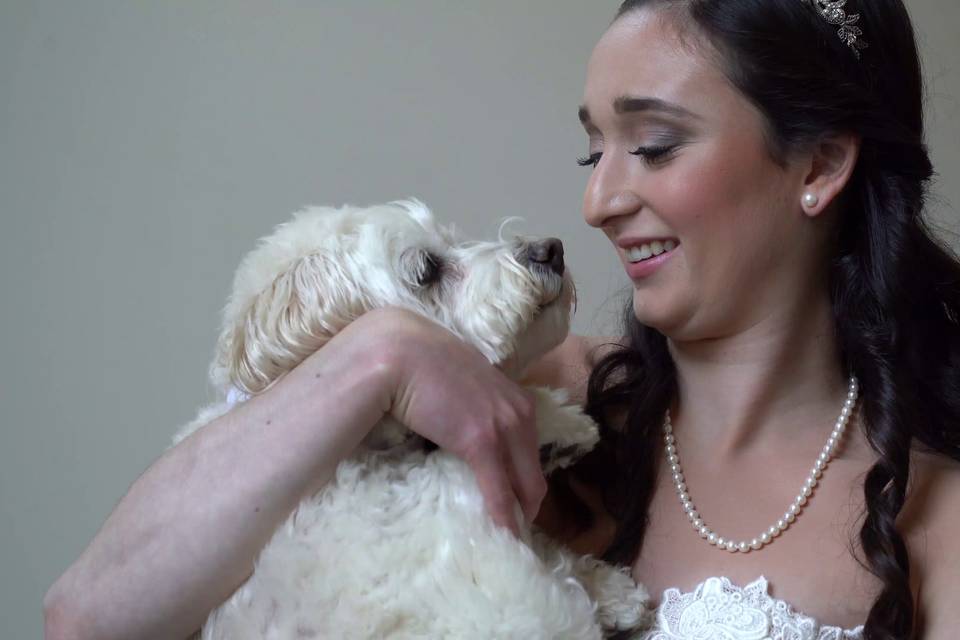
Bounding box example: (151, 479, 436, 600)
(518, 238, 565, 276)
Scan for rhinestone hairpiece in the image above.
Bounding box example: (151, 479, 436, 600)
(801, 0, 868, 59)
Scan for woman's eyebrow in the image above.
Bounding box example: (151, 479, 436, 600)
(578, 95, 702, 125)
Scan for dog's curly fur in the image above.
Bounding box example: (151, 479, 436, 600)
(172, 200, 650, 639)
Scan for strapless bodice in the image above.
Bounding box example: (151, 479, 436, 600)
(637, 576, 864, 639)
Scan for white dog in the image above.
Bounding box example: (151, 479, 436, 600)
(173, 200, 650, 639)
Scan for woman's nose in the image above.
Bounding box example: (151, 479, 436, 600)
(581, 158, 644, 229)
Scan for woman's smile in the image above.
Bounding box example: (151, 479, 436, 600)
(617, 237, 681, 279)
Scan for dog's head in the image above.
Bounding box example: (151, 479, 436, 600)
(210, 199, 574, 397)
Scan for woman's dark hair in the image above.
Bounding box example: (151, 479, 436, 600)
(562, 1, 960, 638)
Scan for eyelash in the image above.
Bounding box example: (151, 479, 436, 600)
(576, 144, 675, 169)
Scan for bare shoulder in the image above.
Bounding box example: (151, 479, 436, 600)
(902, 450, 960, 637)
(520, 334, 624, 405)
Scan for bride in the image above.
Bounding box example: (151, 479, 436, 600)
(530, 1, 959, 637)
(45, 1, 959, 638)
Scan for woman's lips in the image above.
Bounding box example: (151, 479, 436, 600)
(624, 243, 679, 279)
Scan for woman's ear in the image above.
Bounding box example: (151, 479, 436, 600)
(799, 132, 861, 218)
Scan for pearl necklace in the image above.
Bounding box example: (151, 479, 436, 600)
(663, 375, 859, 553)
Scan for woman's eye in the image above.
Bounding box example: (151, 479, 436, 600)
(576, 145, 676, 170)
(576, 152, 602, 168)
(629, 144, 676, 166)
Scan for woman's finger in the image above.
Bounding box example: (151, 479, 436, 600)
(500, 410, 547, 525)
(465, 442, 522, 537)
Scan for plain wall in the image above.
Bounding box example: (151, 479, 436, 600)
(1, 1, 957, 637)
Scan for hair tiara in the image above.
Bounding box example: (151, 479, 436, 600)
(801, 0, 869, 58)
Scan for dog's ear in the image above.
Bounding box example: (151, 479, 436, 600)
(210, 251, 364, 397)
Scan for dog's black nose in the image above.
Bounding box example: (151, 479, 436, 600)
(526, 238, 564, 276)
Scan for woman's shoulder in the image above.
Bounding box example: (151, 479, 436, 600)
(901, 449, 960, 635)
(520, 334, 623, 405)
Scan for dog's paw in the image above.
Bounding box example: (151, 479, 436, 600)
(529, 530, 651, 637)
(573, 556, 651, 635)
(529, 387, 600, 473)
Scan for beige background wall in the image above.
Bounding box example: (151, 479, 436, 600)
(1, 1, 957, 637)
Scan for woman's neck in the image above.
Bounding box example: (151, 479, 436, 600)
(666, 289, 849, 455)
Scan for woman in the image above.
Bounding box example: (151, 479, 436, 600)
(538, 0, 959, 637)
(45, 1, 959, 638)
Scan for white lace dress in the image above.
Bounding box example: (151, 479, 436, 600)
(638, 576, 864, 640)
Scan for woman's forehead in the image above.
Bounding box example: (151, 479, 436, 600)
(580, 10, 733, 129)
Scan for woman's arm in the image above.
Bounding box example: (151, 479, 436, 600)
(43, 308, 545, 640)
(523, 334, 623, 552)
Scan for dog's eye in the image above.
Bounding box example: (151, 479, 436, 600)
(417, 252, 443, 287)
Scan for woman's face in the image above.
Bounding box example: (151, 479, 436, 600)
(580, 9, 819, 340)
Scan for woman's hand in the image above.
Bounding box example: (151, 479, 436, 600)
(368, 307, 547, 536)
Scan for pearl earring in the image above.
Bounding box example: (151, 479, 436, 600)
(803, 193, 819, 208)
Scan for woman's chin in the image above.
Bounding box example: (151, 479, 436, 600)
(631, 298, 688, 337)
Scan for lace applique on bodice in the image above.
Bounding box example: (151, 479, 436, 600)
(639, 576, 864, 640)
